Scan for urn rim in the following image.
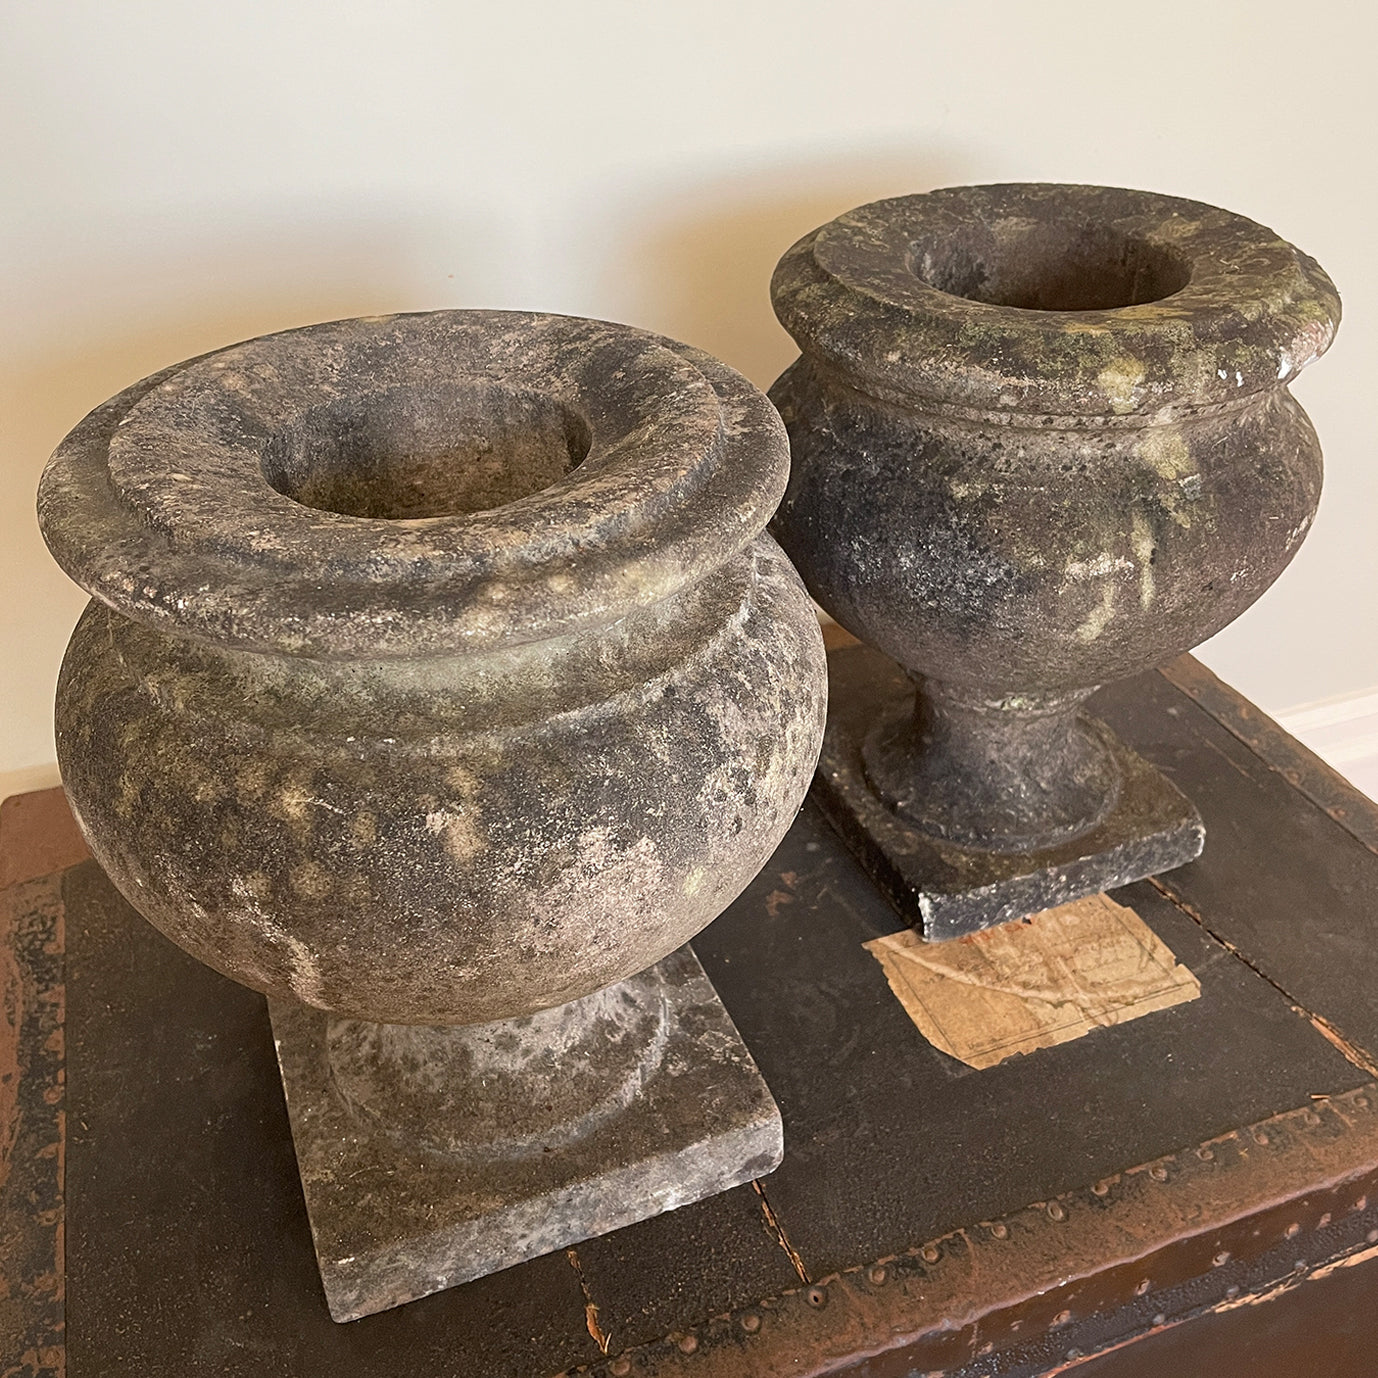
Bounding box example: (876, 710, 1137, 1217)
(772, 182, 1340, 420)
(38, 310, 788, 660)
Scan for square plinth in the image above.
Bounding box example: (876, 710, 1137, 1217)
(818, 644, 1205, 940)
(270, 944, 782, 1323)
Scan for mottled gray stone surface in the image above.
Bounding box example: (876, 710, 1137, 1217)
(770, 184, 1337, 934)
(271, 945, 783, 1323)
(39, 311, 827, 1024)
(37, 310, 826, 1318)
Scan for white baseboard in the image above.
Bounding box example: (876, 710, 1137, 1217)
(1278, 688, 1378, 804)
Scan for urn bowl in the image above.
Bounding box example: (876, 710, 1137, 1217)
(770, 183, 1339, 698)
(39, 311, 828, 1024)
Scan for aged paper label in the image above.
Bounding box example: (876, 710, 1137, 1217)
(864, 892, 1200, 1069)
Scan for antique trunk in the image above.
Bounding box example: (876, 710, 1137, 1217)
(5, 650, 1378, 1376)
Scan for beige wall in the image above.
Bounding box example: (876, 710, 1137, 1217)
(3, 1, 1374, 786)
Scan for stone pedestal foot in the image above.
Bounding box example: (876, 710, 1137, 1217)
(819, 645, 1203, 939)
(271, 946, 782, 1322)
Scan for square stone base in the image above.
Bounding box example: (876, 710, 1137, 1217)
(818, 645, 1205, 940)
(271, 945, 782, 1322)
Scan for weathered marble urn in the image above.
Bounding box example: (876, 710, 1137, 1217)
(38, 310, 827, 1318)
(770, 184, 1339, 936)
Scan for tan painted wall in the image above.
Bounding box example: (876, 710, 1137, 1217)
(3, 1, 1374, 784)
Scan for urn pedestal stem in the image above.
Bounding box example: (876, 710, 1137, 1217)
(865, 681, 1118, 853)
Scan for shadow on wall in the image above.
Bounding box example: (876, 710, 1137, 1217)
(603, 148, 966, 391)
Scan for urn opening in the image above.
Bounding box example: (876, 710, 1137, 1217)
(910, 220, 1192, 312)
(262, 379, 593, 519)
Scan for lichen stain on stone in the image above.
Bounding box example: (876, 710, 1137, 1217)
(1130, 513, 1156, 610)
(1064, 552, 1134, 582)
(1095, 359, 1146, 413)
(241, 871, 271, 900)
(425, 807, 485, 865)
(949, 478, 989, 501)
(445, 765, 481, 794)
(291, 860, 333, 901)
(350, 811, 377, 848)
(220, 814, 242, 850)
(274, 778, 317, 824)
(527, 827, 668, 964)
(284, 933, 327, 1008)
(1075, 583, 1117, 643)
(1138, 428, 1195, 484)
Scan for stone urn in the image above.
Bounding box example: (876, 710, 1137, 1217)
(37, 310, 828, 1319)
(769, 184, 1338, 937)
